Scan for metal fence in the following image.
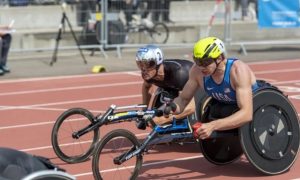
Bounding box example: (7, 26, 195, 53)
(1, 0, 299, 57)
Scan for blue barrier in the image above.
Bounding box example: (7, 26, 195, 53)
(258, 0, 300, 28)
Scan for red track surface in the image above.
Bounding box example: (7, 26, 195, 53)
(0, 59, 300, 180)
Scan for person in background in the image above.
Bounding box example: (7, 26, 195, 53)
(0, 24, 12, 75)
(162, 0, 173, 23)
(234, 0, 257, 20)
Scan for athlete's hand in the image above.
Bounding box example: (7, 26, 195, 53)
(163, 102, 177, 117)
(196, 122, 215, 139)
(153, 116, 173, 126)
(192, 122, 202, 138)
(143, 114, 156, 128)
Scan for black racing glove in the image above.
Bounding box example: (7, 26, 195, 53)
(163, 102, 177, 117)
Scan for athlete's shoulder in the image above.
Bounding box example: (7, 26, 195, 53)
(230, 58, 250, 71)
(230, 58, 253, 84)
(164, 59, 193, 68)
(164, 59, 192, 63)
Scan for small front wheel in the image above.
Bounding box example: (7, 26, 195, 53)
(92, 129, 143, 180)
(51, 108, 99, 163)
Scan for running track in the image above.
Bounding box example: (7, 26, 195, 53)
(0, 59, 300, 180)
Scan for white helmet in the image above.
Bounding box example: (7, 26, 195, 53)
(136, 45, 164, 70)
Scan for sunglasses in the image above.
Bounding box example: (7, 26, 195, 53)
(193, 57, 215, 67)
(136, 60, 157, 70)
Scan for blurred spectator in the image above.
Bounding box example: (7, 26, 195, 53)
(109, 0, 138, 25)
(123, 0, 136, 25)
(234, 0, 257, 21)
(76, 0, 97, 27)
(148, 0, 160, 22)
(0, 25, 12, 75)
(250, 0, 258, 19)
(0, 0, 8, 6)
(8, 0, 29, 6)
(149, 0, 173, 23)
(162, 0, 173, 23)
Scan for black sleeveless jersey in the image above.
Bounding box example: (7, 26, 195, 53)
(146, 59, 193, 92)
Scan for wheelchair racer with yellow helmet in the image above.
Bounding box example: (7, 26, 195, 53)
(170, 36, 259, 139)
(165, 36, 300, 175)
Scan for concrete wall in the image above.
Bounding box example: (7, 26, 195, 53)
(0, 5, 78, 29)
(0, 4, 80, 50)
(1, 1, 299, 51)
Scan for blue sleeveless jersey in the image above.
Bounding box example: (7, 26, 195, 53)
(203, 58, 259, 104)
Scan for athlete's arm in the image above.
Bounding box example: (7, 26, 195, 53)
(142, 81, 152, 106)
(173, 66, 200, 114)
(173, 97, 195, 119)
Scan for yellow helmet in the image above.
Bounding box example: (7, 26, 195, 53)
(193, 37, 225, 59)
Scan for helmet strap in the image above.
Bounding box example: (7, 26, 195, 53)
(152, 64, 161, 79)
(212, 54, 225, 75)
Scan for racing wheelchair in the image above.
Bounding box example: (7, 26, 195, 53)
(91, 81, 300, 179)
(51, 88, 204, 164)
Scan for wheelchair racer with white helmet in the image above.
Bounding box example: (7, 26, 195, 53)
(135, 44, 205, 128)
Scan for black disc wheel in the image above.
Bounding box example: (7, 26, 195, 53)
(240, 89, 300, 175)
(151, 22, 169, 43)
(92, 129, 143, 180)
(197, 97, 243, 165)
(51, 108, 99, 163)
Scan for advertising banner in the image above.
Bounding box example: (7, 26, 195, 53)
(258, 0, 300, 28)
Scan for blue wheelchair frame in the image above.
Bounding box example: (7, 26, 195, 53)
(106, 107, 194, 145)
(107, 107, 195, 165)
(110, 104, 238, 165)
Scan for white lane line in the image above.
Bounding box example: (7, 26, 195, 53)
(20, 133, 149, 152)
(273, 80, 300, 85)
(248, 58, 300, 65)
(0, 59, 297, 84)
(255, 68, 300, 75)
(3, 106, 74, 112)
(0, 106, 74, 113)
(3, 111, 297, 131)
(126, 72, 141, 76)
(0, 71, 140, 84)
(0, 117, 89, 130)
(255, 77, 277, 82)
(0, 94, 141, 111)
(0, 121, 54, 130)
(0, 106, 103, 113)
(0, 81, 142, 96)
(73, 155, 203, 178)
(2, 111, 299, 157)
(0, 69, 298, 96)
(0, 78, 296, 99)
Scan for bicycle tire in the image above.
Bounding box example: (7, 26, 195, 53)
(92, 129, 143, 180)
(151, 22, 169, 44)
(51, 108, 99, 164)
